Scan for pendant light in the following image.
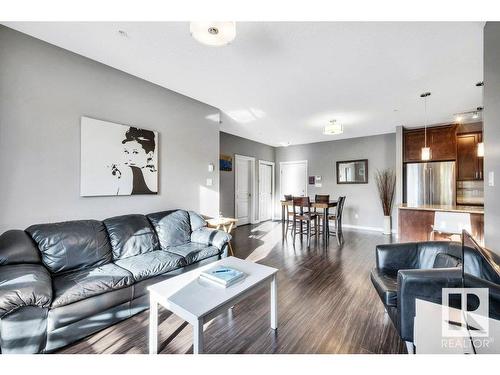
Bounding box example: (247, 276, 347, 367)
(476, 81, 485, 158)
(420, 92, 431, 161)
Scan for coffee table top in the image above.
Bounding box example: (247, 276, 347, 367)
(147, 257, 278, 321)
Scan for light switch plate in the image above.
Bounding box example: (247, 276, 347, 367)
(489, 171, 495, 187)
(208, 163, 214, 172)
(206, 178, 213, 186)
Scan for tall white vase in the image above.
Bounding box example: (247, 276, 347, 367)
(383, 215, 391, 235)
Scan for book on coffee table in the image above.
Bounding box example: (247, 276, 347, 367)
(200, 265, 246, 287)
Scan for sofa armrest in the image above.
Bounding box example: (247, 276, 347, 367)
(397, 267, 461, 342)
(375, 242, 419, 272)
(190, 227, 232, 251)
(0, 264, 52, 318)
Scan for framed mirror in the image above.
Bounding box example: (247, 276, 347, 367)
(336, 159, 368, 184)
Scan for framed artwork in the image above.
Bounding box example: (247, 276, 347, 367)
(336, 159, 368, 184)
(309, 176, 315, 185)
(220, 154, 233, 171)
(80, 116, 158, 196)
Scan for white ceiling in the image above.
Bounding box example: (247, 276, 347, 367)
(4, 22, 484, 146)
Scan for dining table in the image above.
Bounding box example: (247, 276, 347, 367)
(280, 199, 338, 243)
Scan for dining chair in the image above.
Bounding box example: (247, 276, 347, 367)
(314, 194, 330, 234)
(328, 196, 346, 243)
(284, 194, 294, 237)
(292, 196, 318, 247)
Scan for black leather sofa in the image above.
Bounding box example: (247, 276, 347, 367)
(371, 241, 500, 349)
(0, 209, 231, 354)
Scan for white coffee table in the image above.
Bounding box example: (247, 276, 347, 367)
(147, 256, 278, 354)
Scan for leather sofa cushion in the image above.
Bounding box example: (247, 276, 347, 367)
(417, 241, 460, 269)
(433, 253, 461, 269)
(103, 214, 159, 260)
(191, 227, 231, 250)
(370, 268, 398, 307)
(168, 243, 220, 264)
(0, 230, 41, 265)
(26, 220, 112, 274)
(188, 211, 207, 231)
(48, 287, 133, 331)
(0, 264, 52, 317)
(114, 250, 185, 282)
(147, 210, 191, 249)
(52, 263, 133, 307)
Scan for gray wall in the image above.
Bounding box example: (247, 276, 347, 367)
(275, 133, 397, 231)
(0, 26, 220, 232)
(483, 22, 500, 253)
(219, 124, 275, 219)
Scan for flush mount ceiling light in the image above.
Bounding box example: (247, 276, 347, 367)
(323, 120, 343, 135)
(190, 22, 236, 46)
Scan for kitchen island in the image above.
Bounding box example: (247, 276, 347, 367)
(398, 204, 484, 244)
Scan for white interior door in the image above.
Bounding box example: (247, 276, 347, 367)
(259, 163, 273, 221)
(235, 157, 252, 225)
(280, 161, 307, 198)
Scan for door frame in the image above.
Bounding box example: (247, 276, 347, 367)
(234, 154, 257, 225)
(258, 160, 275, 222)
(279, 160, 308, 199)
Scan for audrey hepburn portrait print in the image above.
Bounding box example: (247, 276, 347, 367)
(80, 117, 158, 196)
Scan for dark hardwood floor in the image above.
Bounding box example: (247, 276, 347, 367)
(58, 221, 406, 354)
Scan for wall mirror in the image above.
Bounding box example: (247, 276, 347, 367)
(336, 159, 368, 184)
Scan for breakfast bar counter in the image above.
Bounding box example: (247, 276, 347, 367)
(398, 204, 484, 244)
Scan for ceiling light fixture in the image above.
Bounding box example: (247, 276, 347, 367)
(190, 22, 236, 46)
(323, 120, 343, 135)
(420, 92, 431, 161)
(454, 107, 483, 123)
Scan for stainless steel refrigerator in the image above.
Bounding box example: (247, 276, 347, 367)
(405, 161, 456, 206)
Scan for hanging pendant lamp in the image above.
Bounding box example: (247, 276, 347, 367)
(420, 92, 431, 161)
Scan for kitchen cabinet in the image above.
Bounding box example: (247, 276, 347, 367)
(404, 130, 425, 162)
(428, 126, 457, 161)
(457, 132, 483, 180)
(403, 125, 457, 162)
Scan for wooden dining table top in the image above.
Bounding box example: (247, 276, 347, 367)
(280, 199, 338, 208)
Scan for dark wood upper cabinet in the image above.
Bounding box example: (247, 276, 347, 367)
(403, 130, 425, 162)
(428, 126, 457, 161)
(403, 125, 456, 162)
(457, 132, 483, 180)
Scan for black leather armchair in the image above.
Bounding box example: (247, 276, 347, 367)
(371, 240, 500, 349)
(370, 241, 462, 345)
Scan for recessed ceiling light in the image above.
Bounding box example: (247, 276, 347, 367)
(118, 30, 129, 38)
(190, 22, 236, 46)
(279, 142, 291, 147)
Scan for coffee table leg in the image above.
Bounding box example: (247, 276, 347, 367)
(193, 318, 204, 354)
(270, 274, 278, 330)
(149, 296, 158, 354)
